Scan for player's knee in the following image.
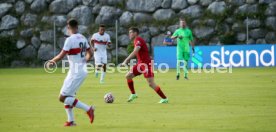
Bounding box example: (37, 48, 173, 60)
(148, 80, 156, 88)
(103, 65, 107, 72)
(125, 75, 130, 80)
(126, 75, 134, 80)
(59, 96, 66, 103)
(149, 84, 155, 89)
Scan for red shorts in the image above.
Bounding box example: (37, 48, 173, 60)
(131, 63, 154, 78)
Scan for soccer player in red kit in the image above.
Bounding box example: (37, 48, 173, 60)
(122, 27, 168, 103)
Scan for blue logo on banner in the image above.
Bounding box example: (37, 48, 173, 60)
(154, 44, 276, 68)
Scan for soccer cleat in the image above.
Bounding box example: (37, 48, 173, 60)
(64, 121, 76, 127)
(86, 106, 95, 124)
(184, 76, 189, 80)
(158, 98, 169, 104)
(176, 75, 180, 80)
(127, 94, 138, 102)
(100, 80, 104, 84)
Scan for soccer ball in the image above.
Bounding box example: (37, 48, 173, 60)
(104, 92, 114, 103)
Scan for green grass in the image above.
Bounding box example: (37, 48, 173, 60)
(0, 68, 276, 132)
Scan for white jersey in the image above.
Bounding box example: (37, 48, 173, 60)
(63, 33, 90, 74)
(91, 32, 111, 57)
(60, 33, 90, 97)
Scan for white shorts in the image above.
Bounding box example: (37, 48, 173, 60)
(60, 71, 87, 97)
(94, 55, 107, 65)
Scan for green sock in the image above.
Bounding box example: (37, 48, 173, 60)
(183, 60, 188, 77)
(176, 60, 181, 76)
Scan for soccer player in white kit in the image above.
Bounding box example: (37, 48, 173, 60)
(90, 24, 111, 83)
(47, 19, 95, 126)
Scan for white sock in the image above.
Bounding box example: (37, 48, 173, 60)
(64, 97, 75, 105)
(64, 97, 90, 111)
(100, 72, 106, 81)
(75, 100, 90, 111)
(64, 104, 74, 122)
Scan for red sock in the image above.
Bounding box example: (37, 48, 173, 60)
(72, 99, 78, 107)
(64, 105, 72, 109)
(127, 79, 135, 94)
(155, 86, 166, 99)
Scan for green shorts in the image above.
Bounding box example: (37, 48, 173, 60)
(177, 51, 190, 61)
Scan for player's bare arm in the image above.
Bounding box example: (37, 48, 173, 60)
(171, 36, 179, 45)
(47, 50, 67, 67)
(122, 46, 140, 65)
(107, 42, 112, 48)
(171, 35, 183, 40)
(171, 35, 178, 39)
(90, 39, 97, 52)
(86, 48, 92, 62)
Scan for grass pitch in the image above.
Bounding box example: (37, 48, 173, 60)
(0, 67, 276, 132)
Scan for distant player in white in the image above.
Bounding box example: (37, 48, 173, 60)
(90, 24, 111, 83)
(47, 19, 95, 126)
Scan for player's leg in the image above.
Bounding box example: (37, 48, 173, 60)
(143, 64, 168, 103)
(100, 64, 106, 83)
(126, 72, 135, 94)
(94, 55, 101, 78)
(61, 95, 95, 124)
(61, 96, 90, 112)
(58, 95, 76, 126)
(59, 95, 77, 126)
(63, 73, 90, 112)
(183, 52, 190, 79)
(183, 60, 188, 79)
(125, 72, 138, 102)
(176, 51, 180, 79)
(95, 65, 100, 78)
(146, 77, 168, 103)
(176, 60, 181, 80)
(64, 105, 74, 123)
(176, 51, 184, 80)
(100, 56, 107, 83)
(59, 75, 76, 126)
(126, 64, 140, 102)
(60, 73, 95, 124)
(64, 100, 76, 126)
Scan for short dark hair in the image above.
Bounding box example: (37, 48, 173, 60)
(129, 27, 139, 34)
(179, 17, 186, 21)
(99, 24, 105, 28)
(67, 19, 78, 28)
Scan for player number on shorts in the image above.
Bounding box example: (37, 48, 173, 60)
(79, 42, 86, 58)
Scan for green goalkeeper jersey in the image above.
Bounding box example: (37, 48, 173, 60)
(172, 28, 193, 53)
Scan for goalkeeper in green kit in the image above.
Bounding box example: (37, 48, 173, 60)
(171, 18, 195, 80)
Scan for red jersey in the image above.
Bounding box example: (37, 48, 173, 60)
(134, 36, 151, 64)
